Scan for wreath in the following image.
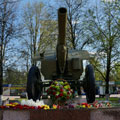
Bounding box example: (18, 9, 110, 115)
(47, 79, 73, 105)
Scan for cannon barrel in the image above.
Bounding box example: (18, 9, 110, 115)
(57, 8, 67, 75)
(58, 7, 67, 45)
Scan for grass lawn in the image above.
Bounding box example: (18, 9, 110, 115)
(14, 98, 27, 102)
(96, 97, 120, 103)
(15, 97, 120, 103)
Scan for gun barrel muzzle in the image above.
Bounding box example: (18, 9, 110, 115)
(58, 7, 67, 45)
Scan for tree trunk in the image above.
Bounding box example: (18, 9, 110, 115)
(105, 72, 109, 94)
(0, 45, 3, 107)
(0, 46, 3, 95)
(105, 64, 110, 101)
(105, 45, 112, 100)
(0, 64, 3, 95)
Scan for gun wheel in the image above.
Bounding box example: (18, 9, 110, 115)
(27, 65, 43, 101)
(84, 64, 95, 103)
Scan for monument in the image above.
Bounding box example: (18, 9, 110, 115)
(26, 7, 95, 103)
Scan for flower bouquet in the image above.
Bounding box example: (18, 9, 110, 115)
(0, 99, 50, 110)
(47, 79, 73, 105)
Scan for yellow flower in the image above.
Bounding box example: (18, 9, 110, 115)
(11, 105, 16, 107)
(6, 104, 12, 106)
(41, 105, 50, 110)
(53, 104, 57, 109)
(44, 105, 50, 110)
(87, 105, 91, 108)
(12, 102, 19, 106)
(6, 102, 19, 107)
(82, 105, 86, 108)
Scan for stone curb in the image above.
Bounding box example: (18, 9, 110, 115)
(0, 108, 120, 120)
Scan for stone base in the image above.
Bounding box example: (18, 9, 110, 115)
(0, 108, 120, 120)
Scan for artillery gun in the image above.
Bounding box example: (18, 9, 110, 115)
(27, 8, 95, 103)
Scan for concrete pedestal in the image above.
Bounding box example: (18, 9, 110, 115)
(0, 108, 120, 120)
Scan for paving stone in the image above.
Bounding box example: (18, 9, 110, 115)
(3, 110, 30, 120)
(91, 108, 120, 120)
(0, 110, 3, 120)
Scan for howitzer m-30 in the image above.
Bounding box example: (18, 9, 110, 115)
(27, 8, 96, 103)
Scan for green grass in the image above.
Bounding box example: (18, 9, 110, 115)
(14, 98, 27, 102)
(96, 97, 120, 103)
(15, 97, 120, 102)
(109, 97, 119, 101)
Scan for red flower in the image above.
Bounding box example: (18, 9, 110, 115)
(19, 105, 24, 109)
(50, 87, 53, 89)
(68, 88, 71, 90)
(60, 89, 63, 92)
(67, 92, 69, 95)
(82, 103, 87, 105)
(38, 106, 41, 109)
(57, 105, 60, 109)
(82, 103, 88, 107)
(0, 106, 6, 109)
(67, 96, 69, 99)
(56, 95, 59, 99)
(52, 92, 56, 95)
(59, 93, 63, 97)
(31, 106, 35, 109)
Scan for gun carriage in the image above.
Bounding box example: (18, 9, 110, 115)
(27, 8, 95, 103)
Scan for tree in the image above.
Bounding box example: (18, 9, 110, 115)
(21, 1, 57, 67)
(0, 0, 20, 101)
(48, 0, 90, 50)
(112, 62, 120, 82)
(4, 68, 27, 85)
(63, 0, 89, 49)
(84, 1, 120, 98)
(90, 57, 106, 81)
